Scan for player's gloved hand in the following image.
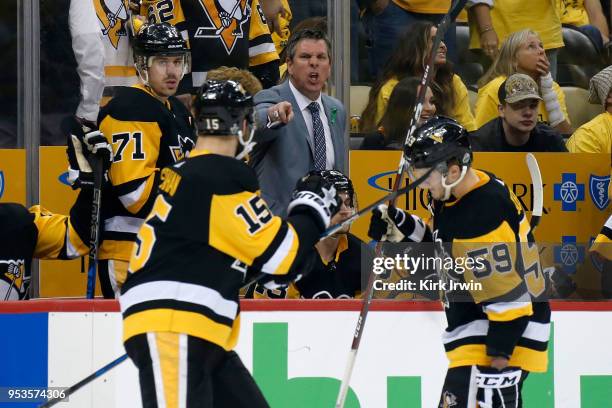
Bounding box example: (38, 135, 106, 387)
(64, 116, 113, 190)
(475, 365, 523, 407)
(288, 171, 341, 231)
(368, 204, 407, 242)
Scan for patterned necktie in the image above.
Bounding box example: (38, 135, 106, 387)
(307, 101, 327, 171)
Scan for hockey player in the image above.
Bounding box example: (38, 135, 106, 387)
(119, 79, 340, 407)
(1, 128, 112, 300)
(141, 0, 280, 92)
(248, 169, 368, 299)
(97, 22, 196, 298)
(368, 116, 550, 407)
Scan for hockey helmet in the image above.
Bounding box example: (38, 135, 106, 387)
(133, 22, 190, 75)
(194, 80, 255, 159)
(318, 170, 356, 209)
(404, 116, 472, 170)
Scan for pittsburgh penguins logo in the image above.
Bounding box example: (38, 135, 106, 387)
(169, 135, 195, 162)
(94, 0, 130, 49)
(193, 0, 250, 54)
(1, 259, 27, 300)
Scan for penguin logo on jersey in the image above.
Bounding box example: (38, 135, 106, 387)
(95, 0, 129, 49)
(1, 259, 26, 296)
(169, 135, 195, 162)
(194, 0, 250, 54)
(440, 391, 458, 407)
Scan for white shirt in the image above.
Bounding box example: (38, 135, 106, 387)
(288, 80, 335, 169)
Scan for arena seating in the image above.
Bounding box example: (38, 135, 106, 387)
(558, 25, 605, 89)
(562, 86, 603, 128)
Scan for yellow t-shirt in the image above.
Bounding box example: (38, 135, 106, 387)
(393, 0, 450, 14)
(474, 76, 570, 129)
(557, 0, 590, 26)
(566, 112, 612, 153)
(469, 0, 564, 50)
(374, 75, 476, 131)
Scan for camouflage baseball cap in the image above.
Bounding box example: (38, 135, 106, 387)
(498, 73, 543, 104)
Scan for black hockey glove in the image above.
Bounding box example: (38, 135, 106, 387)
(287, 171, 341, 231)
(368, 204, 426, 243)
(64, 116, 113, 190)
(475, 366, 523, 407)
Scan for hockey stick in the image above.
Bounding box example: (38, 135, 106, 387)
(526, 153, 543, 230)
(334, 1, 467, 407)
(38, 354, 128, 408)
(242, 167, 435, 289)
(86, 157, 104, 299)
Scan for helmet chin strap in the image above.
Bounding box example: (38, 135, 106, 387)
(235, 125, 256, 160)
(440, 165, 468, 201)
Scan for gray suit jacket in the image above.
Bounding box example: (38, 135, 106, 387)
(251, 80, 347, 216)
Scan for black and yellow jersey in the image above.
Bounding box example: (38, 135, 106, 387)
(120, 149, 320, 350)
(591, 214, 612, 261)
(427, 169, 550, 373)
(98, 84, 196, 262)
(144, 0, 279, 92)
(248, 233, 366, 299)
(0, 190, 91, 300)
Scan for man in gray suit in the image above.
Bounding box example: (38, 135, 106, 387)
(251, 29, 347, 216)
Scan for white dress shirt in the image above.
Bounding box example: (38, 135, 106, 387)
(288, 80, 335, 169)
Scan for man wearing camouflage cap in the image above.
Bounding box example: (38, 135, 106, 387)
(471, 73, 567, 152)
(566, 65, 612, 153)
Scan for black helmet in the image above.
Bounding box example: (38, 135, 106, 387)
(194, 80, 253, 136)
(318, 170, 355, 208)
(404, 116, 472, 169)
(133, 22, 189, 56)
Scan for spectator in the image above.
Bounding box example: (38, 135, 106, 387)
(360, 76, 437, 149)
(360, 21, 475, 133)
(251, 29, 347, 216)
(248, 170, 370, 299)
(95, 0, 141, 101)
(262, 0, 292, 55)
(143, 0, 280, 92)
(567, 65, 612, 153)
(475, 29, 572, 134)
(467, 1, 499, 60)
(467, 0, 564, 78)
(360, 0, 458, 78)
(471, 73, 567, 151)
(558, 0, 610, 50)
(41, 0, 105, 145)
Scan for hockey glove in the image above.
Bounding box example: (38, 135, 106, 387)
(64, 116, 113, 190)
(288, 171, 341, 231)
(475, 366, 523, 408)
(368, 204, 427, 243)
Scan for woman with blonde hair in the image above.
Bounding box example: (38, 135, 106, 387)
(474, 29, 572, 134)
(360, 21, 475, 133)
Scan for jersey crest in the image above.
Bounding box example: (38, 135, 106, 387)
(94, 0, 130, 49)
(194, 0, 250, 54)
(169, 134, 195, 162)
(1, 259, 26, 298)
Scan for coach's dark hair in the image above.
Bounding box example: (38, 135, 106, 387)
(284, 28, 332, 62)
